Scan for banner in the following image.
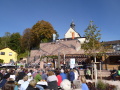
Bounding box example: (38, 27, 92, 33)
(70, 58, 75, 68)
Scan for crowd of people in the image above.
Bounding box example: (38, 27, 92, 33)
(0, 66, 90, 90)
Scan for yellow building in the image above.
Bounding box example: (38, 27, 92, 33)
(0, 48, 17, 63)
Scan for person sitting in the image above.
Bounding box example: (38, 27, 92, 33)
(34, 71, 42, 82)
(111, 68, 118, 81)
(56, 70, 62, 89)
(2, 78, 16, 90)
(0, 70, 5, 81)
(0, 73, 10, 88)
(117, 69, 120, 76)
(80, 75, 89, 90)
(47, 71, 58, 90)
(73, 77, 82, 90)
(26, 80, 39, 90)
(16, 69, 26, 82)
(34, 71, 44, 90)
(27, 70, 33, 82)
(60, 69, 67, 80)
(41, 71, 47, 81)
(20, 75, 29, 90)
(60, 79, 72, 90)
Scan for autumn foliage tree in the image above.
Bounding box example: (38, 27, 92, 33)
(30, 20, 58, 48)
(21, 20, 59, 50)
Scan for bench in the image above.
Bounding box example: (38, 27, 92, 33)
(97, 70, 120, 80)
(79, 70, 120, 80)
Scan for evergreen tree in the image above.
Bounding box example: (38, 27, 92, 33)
(0, 32, 11, 49)
(8, 33, 21, 54)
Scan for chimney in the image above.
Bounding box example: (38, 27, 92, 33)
(72, 32, 75, 39)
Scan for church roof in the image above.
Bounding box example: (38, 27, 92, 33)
(65, 22, 81, 38)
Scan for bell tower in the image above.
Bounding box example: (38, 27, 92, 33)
(70, 21, 75, 30)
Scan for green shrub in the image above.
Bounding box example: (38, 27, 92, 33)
(20, 65, 24, 67)
(0, 59, 4, 63)
(97, 80, 107, 90)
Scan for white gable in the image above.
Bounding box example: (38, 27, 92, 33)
(65, 28, 80, 38)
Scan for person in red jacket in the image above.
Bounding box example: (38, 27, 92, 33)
(56, 70, 62, 88)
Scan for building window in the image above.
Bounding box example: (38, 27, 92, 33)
(9, 52, 12, 56)
(0, 52, 5, 55)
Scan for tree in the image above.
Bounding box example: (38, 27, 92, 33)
(30, 20, 59, 48)
(0, 32, 11, 49)
(82, 21, 101, 61)
(8, 33, 21, 54)
(21, 28, 31, 51)
(81, 21, 102, 85)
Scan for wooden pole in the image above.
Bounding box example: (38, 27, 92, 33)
(100, 62, 102, 80)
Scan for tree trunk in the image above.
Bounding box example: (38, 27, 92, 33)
(58, 52, 61, 68)
(94, 56, 97, 87)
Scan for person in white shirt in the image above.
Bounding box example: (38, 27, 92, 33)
(73, 69, 79, 80)
(47, 71, 58, 90)
(20, 75, 29, 90)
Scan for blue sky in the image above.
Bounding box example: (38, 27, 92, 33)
(0, 0, 120, 41)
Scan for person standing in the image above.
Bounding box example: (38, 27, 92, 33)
(85, 68, 91, 80)
(68, 68, 75, 89)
